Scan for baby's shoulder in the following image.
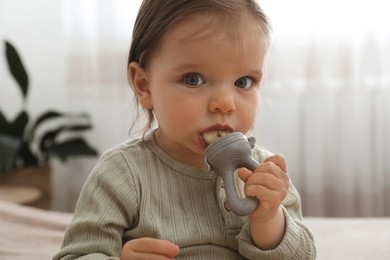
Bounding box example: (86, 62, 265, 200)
(95, 137, 151, 172)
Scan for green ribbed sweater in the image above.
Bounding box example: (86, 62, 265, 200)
(54, 130, 316, 259)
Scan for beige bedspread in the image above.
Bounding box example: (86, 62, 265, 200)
(0, 200, 389, 260)
(0, 200, 72, 259)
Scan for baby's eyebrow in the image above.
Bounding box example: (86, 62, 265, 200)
(243, 68, 263, 79)
(249, 68, 263, 75)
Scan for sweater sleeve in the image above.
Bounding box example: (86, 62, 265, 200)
(53, 149, 139, 260)
(236, 182, 316, 259)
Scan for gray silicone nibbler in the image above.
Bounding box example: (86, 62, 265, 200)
(205, 132, 260, 216)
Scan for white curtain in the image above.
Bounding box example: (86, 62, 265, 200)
(257, 0, 390, 216)
(0, 0, 389, 216)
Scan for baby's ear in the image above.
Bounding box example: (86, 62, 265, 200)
(129, 62, 153, 109)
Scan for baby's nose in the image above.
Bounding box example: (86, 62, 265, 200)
(208, 87, 236, 114)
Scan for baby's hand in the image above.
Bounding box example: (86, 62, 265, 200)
(120, 237, 179, 260)
(238, 154, 289, 222)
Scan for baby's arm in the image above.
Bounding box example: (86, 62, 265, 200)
(238, 154, 289, 249)
(54, 151, 141, 259)
(237, 154, 316, 259)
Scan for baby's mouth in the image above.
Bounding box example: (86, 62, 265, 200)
(202, 130, 230, 145)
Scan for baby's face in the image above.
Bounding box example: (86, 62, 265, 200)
(144, 13, 268, 169)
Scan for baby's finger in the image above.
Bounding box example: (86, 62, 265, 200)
(237, 167, 253, 183)
(134, 238, 179, 256)
(263, 154, 287, 173)
(126, 253, 176, 260)
(122, 237, 179, 259)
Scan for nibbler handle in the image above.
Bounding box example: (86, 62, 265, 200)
(205, 132, 260, 216)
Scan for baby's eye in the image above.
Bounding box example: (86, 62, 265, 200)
(183, 73, 205, 87)
(234, 76, 253, 89)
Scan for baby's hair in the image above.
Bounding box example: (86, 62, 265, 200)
(127, 0, 271, 134)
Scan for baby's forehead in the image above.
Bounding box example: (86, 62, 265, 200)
(149, 13, 267, 75)
(162, 13, 265, 46)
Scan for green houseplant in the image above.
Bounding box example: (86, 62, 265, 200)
(0, 41, 97, 173)
(0, 40, 98, 209)
(0, 40, 98, 174)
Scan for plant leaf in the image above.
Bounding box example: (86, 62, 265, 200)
(9, 110, 29, 137)
(31, 111, 63, 130)
(26, 110, 63, 142)
(49, 138, 98, 162)
(38, 123, 93, 153)
(5, 41, 29, 100)
(39, 128, 59, 153)
(0, 110, 29, 137)
(0, 111, 9, 135)
(27, 111, 90, 142)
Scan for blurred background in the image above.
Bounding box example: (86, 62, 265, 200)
(0, 0, 389, 216)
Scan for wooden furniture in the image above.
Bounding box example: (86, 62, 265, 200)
(0, 166, 51, 209)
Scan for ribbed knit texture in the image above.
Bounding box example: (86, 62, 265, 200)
(54, 130, 316, 259)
